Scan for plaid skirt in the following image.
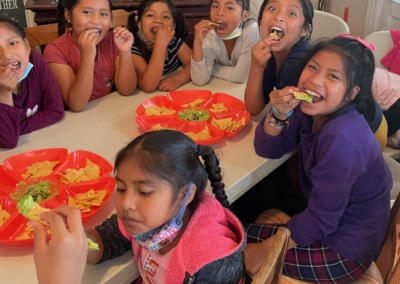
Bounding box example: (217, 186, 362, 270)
(246, 223, 371, 284)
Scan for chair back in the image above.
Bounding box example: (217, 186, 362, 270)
(311, 10, 350, 43)
(112, 9, 132, 28)
(251, 227, 291, 284)
(364, 31, 394, 70)
(25, 23, 59, 53)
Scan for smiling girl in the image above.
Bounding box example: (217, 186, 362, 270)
(0, 16, 64, 149)
(127, 0, 192, 93)
(244, 36, 391, 284)
(44, 0, 137, 112)
(191, 0, 260, 86)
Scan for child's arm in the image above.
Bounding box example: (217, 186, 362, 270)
(18, 54, 64, 135)
(133, 26, 175, 92)
(87, 213, 132, 265)
(191, 20, 215, 86)
(113, 27, 137, 96)
(211, 23, 260, 84)
(158, 42, 192, 92)
(0, 66, 19, 148)
(244, 37, 273, 116)
(48, 30, 98, 112)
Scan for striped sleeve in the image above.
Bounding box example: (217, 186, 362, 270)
(130, 44, 144, 58)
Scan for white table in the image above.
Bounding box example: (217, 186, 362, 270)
(0, 77, 292, 284)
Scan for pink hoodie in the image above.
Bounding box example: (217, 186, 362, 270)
(118, 192, 246, 284)
(381, 30, 400, 75)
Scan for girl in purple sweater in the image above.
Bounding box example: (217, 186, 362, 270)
(244, 36, 392, 283)
(0, 17, 64, 149)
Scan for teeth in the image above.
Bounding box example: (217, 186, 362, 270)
(272, 27, 282, 31)
(305, 90, 320, 97)
(9, 62, 20, 69)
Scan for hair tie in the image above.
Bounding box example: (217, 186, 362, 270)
(196, 144, 204, 157)
(133, 10, 139, 22)
(333, 34, 376, 51)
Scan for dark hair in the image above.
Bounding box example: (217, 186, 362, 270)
(127, 0, 188, 63)
(57, 0, 113, 36)
(300, 37, 376, 125)
(258, 0, 313, 43)
(114, 130, 229, 214)
(209, 0, 250, 12)
(0, 16, 26, 39)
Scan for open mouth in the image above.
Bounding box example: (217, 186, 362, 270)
(305, 90, 323, 104)
(151, 28, 158, 35)
(294, 90, 323, 104)
(215, 21, 227, 34)
(9, 62, 21, 69)
(269, 27, 285, 42)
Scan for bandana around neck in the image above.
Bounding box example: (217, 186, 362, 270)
(132, 183, 194, 251)
(137, 30, 154, 51)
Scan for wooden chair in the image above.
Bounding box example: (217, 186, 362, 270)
(251, 227, 291, 284)
(25, 23, 59, 53)
(112, 9, 132, 28)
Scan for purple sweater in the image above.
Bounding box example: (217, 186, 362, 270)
(0, 52, 64, 149)
(254, 105, 391, 262)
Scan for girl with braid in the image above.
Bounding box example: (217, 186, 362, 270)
(32, 130, 251, 284)
(44, 0, 137, 112)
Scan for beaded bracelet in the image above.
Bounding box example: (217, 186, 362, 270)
(266, 114, 285, 129)
(270, 108, 288, 125)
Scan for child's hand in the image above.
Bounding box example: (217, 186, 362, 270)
(251, 36, 274, 71)
(157, 75, 182, 92)
(33, 205, 87, 284)
(0, 66, 18, 94)
(193, 20, 213, 45)
(77, 30, 98, 60)
(114, 27, 134, 53)
(270, 86, 300, 115)
(154, 26, 175, 50)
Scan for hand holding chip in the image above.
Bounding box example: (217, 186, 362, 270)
(194, 20, 213, 45)
(77, 29, 98, 60)
(32, 205, 87, 284)
(154, 26, 175, 50)
(0, 66, 18, 97)
(269, 86, 300, 116)
(250, 37, 274, 72)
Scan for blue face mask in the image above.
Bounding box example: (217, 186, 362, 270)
(18, 62, 34, 82)
(132, 183, 194, 251)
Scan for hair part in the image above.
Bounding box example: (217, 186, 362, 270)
(114, 130, 229, 215)
(300, 37, 376, 124)
(0, 16, 26, 39)
(57, 0, 113, 36)
(127, 0, 188, 63)
(258, 0, 313, 42)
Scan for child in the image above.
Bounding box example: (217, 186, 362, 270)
(127, 0, 192, 93)
(190, 0, 260, 86)
(32, 130, 250, 284)
(44, 0, 137, 112)
(0, 17, 64, 149)
(244, 0, 313, 116)
(244, 37, 392, 284)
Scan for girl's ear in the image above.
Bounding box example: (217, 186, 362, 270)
(181, 184, 196, 207)
(300, 23, 311, 37)
(65, 8, 71, 23)
(137, 21, 141, 30)
(24, 38, 31, 55)
(242, 11, 250, 22)
(348, 86, 360, 101)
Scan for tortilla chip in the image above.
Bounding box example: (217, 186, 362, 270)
(209, 103, 228, 113)
(182, 99, 205, 108)
(185, 126, 213, 141)
(68, 189, 107, 213)
(60, 159, 100, 184)
(145, 106, 176, 116)
(0, 205, 10, 228)
(211, 117, 246, 132)
(21, 161, 60, 179)
(208, 22, 221, 27)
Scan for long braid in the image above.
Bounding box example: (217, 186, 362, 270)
(57, 0, 66, 36)
(200, 145, 229, 208)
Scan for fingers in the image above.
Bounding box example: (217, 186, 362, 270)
(39, 210, 69, 238)
(49, 205, 84, 235)
(114, 27, 132, 40)
(32, 220, 49, 253)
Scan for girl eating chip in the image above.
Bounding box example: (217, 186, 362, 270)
(0, 16, 64, 149)
(191, 0, 260, 86)
(44, 0, 137, 112)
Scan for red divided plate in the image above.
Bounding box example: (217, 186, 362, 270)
(0, 149, 114, 245)
(135, 90, 250, 144)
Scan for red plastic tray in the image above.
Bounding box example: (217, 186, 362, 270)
(0, 149, 114, 245)
(135, 90, 250, 144)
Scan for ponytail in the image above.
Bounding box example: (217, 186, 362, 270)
(174, 10, 188, 39)
(57, 0, 67, 36)
(128, 12, 152, 63)
(199, 145, 229, 208)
